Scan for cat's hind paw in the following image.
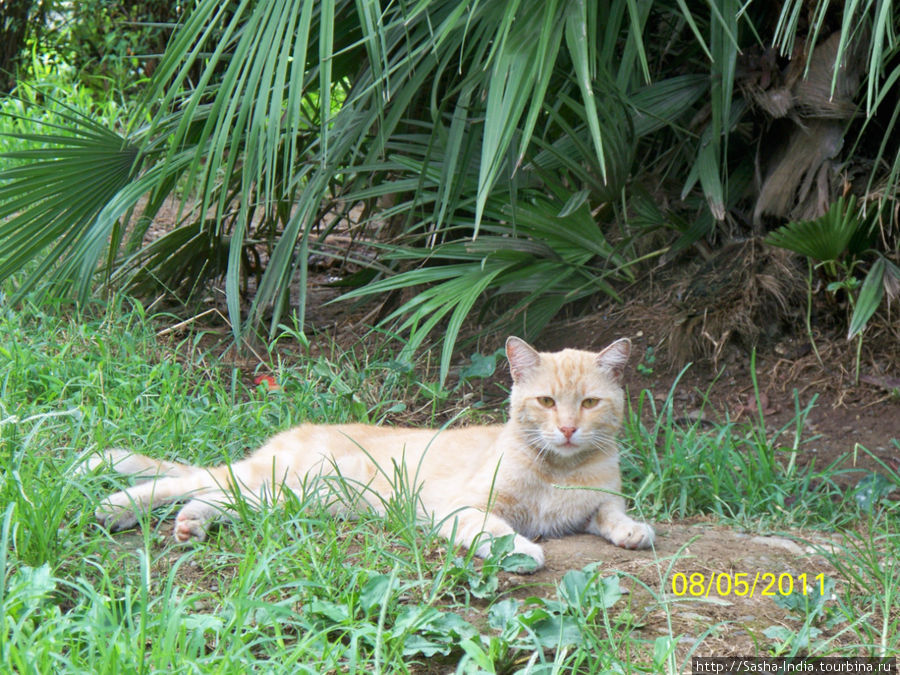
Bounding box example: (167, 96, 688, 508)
(173, 511, 210, 543)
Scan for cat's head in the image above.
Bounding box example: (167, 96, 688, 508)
(505, 336, 630, 460)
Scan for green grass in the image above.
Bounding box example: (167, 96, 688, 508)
(1, 295, 898, 672)
(621, 369, 858, 530)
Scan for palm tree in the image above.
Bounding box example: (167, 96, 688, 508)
(1, 1, 897, 381)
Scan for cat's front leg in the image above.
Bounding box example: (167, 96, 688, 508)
(95, 474, 210, 533)
(439, 509, 545, 572)
(588, 498, 654, 550)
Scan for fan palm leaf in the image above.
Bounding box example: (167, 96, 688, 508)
(765, 197, 862, 263)
(0, 104, 144, 301)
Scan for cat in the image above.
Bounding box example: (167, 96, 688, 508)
(86, 336, 654, 571)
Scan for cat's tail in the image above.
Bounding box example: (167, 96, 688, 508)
(79, 448, 193, 479)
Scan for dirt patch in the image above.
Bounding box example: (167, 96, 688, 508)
(501, 522, 845, 657)
(533, 300, 900, 482)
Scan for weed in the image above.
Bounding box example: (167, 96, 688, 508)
(636, 346, 656, 376)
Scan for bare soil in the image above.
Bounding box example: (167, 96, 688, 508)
(537, 301, 900, 482)
(526, 523, 845, 658)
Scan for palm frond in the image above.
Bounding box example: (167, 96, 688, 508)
(0, 105, 143, 302)
(765, 197, 861, 262)
(3, 0, 896, 376)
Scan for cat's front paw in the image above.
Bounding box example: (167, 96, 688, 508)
(607, 519, 655, 550)
(95, 493, 138, 532)
(590, 509, 655, 550)
(510, 534, 545, 573)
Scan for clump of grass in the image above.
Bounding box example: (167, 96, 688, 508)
(816, 505, 900, 656)
(621, 365, 861, 531)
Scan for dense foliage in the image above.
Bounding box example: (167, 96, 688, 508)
(0, 0, 51, 92)
(0, 1, 897, 376)
(1, 1, 180, 93)
(57, 0, 183, 94)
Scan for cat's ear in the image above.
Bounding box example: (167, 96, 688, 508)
(506, 336, 541, 382)
(596, 338, 631, 383)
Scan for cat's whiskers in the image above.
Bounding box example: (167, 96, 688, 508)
(587, 437, 619, 456)
(522, 429, 554, 467)
(586, 429, 615, 443)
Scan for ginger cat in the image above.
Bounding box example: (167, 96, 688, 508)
(88, 337, 654, 570)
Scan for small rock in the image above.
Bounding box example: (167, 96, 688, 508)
(678, 612, 712, 621)
(749, 536, 804, 555)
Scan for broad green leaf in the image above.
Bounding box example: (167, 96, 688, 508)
(487, 598, 521, 632)
(765, 197, 861, 262)
(359, 574, 392, 615)
(847, 256, 885, 340)
(457, 349, 503, 384)
(457, 637, 495, 671)
(853, 471, 897, 511)
(520, 608, 583, 648)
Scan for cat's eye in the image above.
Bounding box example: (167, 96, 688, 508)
(581, 397, 600, 409)
(536, 396, 555, 408)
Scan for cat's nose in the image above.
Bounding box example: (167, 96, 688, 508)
(559, 426, 576, 440)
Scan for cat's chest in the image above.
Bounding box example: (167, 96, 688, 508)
(497, 474, 605, 539)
